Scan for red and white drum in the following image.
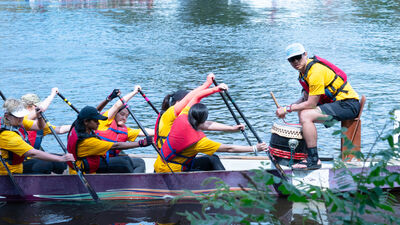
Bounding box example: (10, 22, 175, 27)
(268, 122, 307, 166)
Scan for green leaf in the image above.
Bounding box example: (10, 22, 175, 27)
(377, 203, 394, 212)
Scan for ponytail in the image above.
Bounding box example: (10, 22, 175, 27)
(161, 89, 189, 112)
(161, 94, 172, 112)
(188, 103, 208, 130)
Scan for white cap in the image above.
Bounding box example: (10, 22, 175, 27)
(285, 43, 306, 59)
(3, 99, 30, 118)
(10, 106, 29, 118)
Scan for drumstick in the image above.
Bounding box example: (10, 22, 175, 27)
(270, 92, 280, 108)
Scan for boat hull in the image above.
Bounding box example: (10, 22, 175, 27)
(0, 170, 274, 202)
(1, 161, 400, 202)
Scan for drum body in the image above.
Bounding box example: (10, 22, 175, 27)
(269, 123, 307, 166)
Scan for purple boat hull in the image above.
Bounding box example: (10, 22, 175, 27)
(0, 170, 275, 202)
(1, 165, 399, 202)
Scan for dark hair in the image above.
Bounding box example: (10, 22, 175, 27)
(161, 90, 189, 112)
(70, 118, 97, 140)
(188, 103, 208, 130)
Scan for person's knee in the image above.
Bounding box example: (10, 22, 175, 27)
(52, 162, 67, 174)
(130, 157, 146, 173)
(131, 157, 145, 166)
(299, 109, 319, 124)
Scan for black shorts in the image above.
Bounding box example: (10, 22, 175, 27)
(319, 99, 360, 123)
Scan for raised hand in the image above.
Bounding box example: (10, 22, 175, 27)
(207, 73, 215, 82)
(51, 87, 59, 96)
(217, 83, 228, 91)
(133, 85, 142, 93)
(107, 89, 120, 101)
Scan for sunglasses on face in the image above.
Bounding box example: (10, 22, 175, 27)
(288, 54, 303, 63)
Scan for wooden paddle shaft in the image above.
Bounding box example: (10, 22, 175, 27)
(270, 92, 280, 108)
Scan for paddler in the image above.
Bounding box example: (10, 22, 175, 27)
(154, 73, 246, 172)
(156, 101, 268, 173)
(0, 99, 74, 175)
(94, 86, 154, 173)
(66, 106, 152, 174)
(21, 87, 71, 174)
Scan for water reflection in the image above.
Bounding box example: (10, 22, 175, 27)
(25, 0, 154, 11)
(0, 198, 296, 224)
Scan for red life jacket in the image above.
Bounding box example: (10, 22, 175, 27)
(27, 130, 44, 150)
(95, 120, 128, 157)
(160, 114, 205, 171)
(0, 117, 29, 165)
(299, 55, 348, 105)
(67, 127, 100, 174)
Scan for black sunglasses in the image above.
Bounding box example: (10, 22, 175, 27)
(288, 54, 303, 63)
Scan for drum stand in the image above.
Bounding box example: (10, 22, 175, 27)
(288, 139, 299, 168)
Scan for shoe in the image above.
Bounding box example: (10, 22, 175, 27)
(292, 147, 321, 171)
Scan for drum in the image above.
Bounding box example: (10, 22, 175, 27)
(269, 123, 307, 166)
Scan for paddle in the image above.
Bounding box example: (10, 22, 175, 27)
(0, 91, 6, 102)
(211, 80, 254, 154)
(39, 111, 100, 202)
(212, 80, 288, 182)
(57, 92, 80, 114)
(138, 90, 159, 115)
(117, 95, 175, 174)
(0, 154, 25, 198)
(0, 91, 25, 198)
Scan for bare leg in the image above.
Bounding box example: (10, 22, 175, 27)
(292, 108, 328, 169)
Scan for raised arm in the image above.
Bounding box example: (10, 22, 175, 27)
(174, 73, 215, 116)
(186, 83, 227, 108)
(108, 85, 141, 119)
(39, 87, 58, 112)
(96, 89, 120, 112)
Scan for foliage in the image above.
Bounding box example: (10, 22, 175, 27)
(180, 111, 400, 224)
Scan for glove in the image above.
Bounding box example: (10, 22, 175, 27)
(106, 89, 120, 101)
(138, 136, 152, 147)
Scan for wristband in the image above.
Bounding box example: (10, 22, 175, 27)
(252, 145, 258, 154)
(138, 139, 145, 147)
(286, 105, 292, 113)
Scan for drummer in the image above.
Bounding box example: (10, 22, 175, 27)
(0, 99, 74, 175)
(275, 43, 360, 170)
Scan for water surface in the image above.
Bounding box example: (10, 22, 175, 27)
(0, 0, 399, 223)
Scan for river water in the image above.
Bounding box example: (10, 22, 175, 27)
(0, 0, 399, 224)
